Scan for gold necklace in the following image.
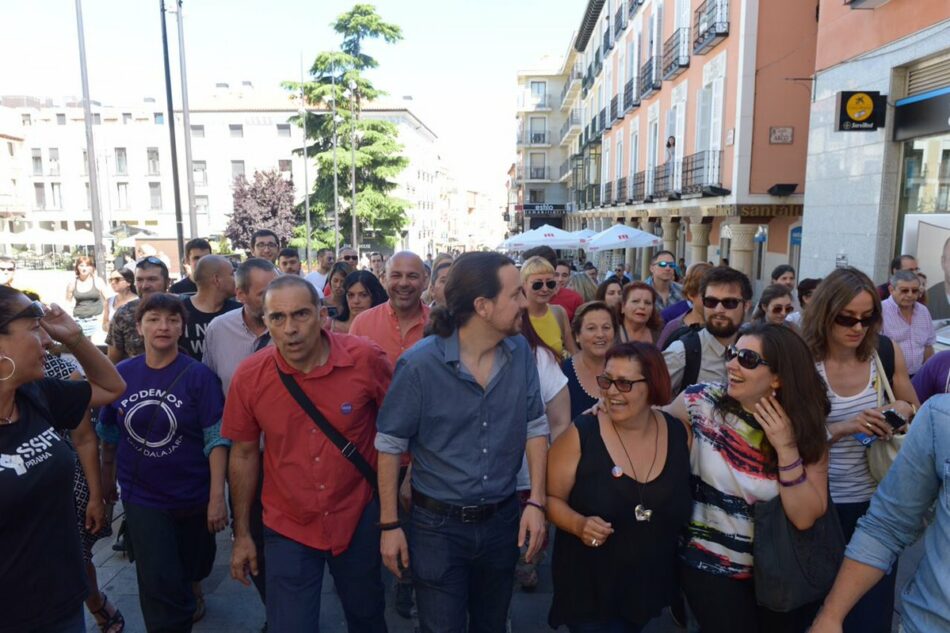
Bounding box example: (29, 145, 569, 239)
(609, 412, 659, 522)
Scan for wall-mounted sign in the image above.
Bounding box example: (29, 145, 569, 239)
(836, 91, 887, 131)
(893, 86, 950, 142)
(517, 203, 566, 216)
(769, 127, 794, 144)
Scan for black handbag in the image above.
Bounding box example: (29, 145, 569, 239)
(752, 492, 845, 612)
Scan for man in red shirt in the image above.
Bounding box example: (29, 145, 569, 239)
(350, 251, 430, 366)
(223, 275, 392, 632)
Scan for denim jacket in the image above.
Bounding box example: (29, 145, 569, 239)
(846, 394, 950, 633)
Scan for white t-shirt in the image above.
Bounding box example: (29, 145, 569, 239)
(304, 270, 328, 292)
(517, 348, 569, 490)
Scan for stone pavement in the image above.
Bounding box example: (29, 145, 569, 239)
(86, 504, 920, 632)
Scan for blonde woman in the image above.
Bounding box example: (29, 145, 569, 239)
(521, 256, 576, 358)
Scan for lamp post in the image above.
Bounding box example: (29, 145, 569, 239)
(348, 80, 358, 258)
(331, 71, 340, 256)
(175, 0, 197, 238)
(159, 0, 186, 264)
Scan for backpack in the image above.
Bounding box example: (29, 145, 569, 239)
(678, 330, 703, 395)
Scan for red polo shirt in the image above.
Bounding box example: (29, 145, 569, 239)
(551, 287, 584, 322)
(222, 332, 392, 554)
(348, 300, 431, 366)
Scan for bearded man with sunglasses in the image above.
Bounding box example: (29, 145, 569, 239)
(663, 267, 752, 396)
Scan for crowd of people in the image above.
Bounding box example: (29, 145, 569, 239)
(0, 233, 948, 633)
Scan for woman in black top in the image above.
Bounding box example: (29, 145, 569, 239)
(562, 302, 617, 420)
(0, 287, 126, 633)
(547, 342, 692, 632)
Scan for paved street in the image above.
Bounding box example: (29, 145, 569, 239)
(84, 503, 921, 632)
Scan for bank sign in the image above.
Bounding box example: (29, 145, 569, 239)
(836, 91, 886, 131)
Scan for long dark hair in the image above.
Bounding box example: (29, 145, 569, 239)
(428, 252, 514, 338)
(751, 284, 793, 323)
(802, 267, 881, 362)
(325, 261, 354, 292)
(336, 270, 387, 323)
(715, 323, 830, 472)
(0, 286, 27, 335)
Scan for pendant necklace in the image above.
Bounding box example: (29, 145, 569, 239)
(610, 412, 659, 522)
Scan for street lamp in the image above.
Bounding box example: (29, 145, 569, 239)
(347, 80, 358, 258)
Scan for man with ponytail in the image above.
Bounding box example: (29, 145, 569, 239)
(375, 251, 549, 633)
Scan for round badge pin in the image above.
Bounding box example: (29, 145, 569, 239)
(340, 403, 353, 415)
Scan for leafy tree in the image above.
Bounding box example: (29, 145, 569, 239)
(225, 170, 298, 252)
(284, 3, 409, 251)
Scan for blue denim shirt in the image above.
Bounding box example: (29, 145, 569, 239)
(375, 329, 548, 506)
(846, 394, 950, 633)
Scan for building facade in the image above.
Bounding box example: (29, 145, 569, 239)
(800, 1, 950, 287)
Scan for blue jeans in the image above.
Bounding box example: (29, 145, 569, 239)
(27, 608, 85, 633)
(835, 501, 898, 633)
(409, 495, 521, 633)
(263, 499, 386, 633)
(568, 619, 642, 633)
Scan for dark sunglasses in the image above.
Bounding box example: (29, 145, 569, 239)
(0, 266, 14, 272)
(596, 375, 647, 393)
(136, 256, 165, 268)
(531, 280, 558, 291)
(0, 300, 45, 331)
(724, 345, 769, 370)
(770, 304, 795, 315)
(342, 255, 359, 261)
(833, 314, 878, 329)
(654, 261, 675, 269)
(702, 296, 743, 310)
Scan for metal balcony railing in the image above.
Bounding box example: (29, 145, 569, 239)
(639, 57, 661, 100)
(603, 30, 613, 53)
(560, 62, 585, 105)
(694, 0, 729, 55)
(662, 28, 690, 80)
(560, 110, 582, 144)
(631, 170, 646, 202)
(520, 93, 551, 109)
(629, 0, 645, 17)
(528, 166, 551, 180)
(519, 130, 550, 145)
(644, 167, 657, 199)
(611, 94, 622, 121)
(594, 48, 603, 76)
(603, 180, 614, 206)
(559, 160, 571, 180)
(623, 78, 640, 111)
(598, 108, 607, 131)
(590, 184, 601, 208)
(681, 150, 723, 195)
(653, 162, 674, 198)
(614, 6, 626, 36)
(616, 176, 627, 203)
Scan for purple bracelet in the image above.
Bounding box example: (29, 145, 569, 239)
(779, 470, 807, 487)
(778, 457, 803, 472)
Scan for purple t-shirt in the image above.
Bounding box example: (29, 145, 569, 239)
(911, 350, 950, 405)
(99, 353, 224, 510)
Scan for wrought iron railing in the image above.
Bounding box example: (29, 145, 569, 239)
(662, 28, 690, 79)
(693, 0, 729, 54)
(681, 150, 722, 194)
(639, 57, 661, 99)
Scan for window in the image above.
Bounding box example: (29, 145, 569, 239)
(21, 113, 31, 126)
(154, 113, 164, 125)
(50, 182, 62, 208)
(195, 195, 209, 213)
(34, 183, 45, 209)
(278, 159, 292, 174)
(116, 183, 129, 209)
(528, 189, 544, 203)
(147, 148, 160, 175)
(32, 148, 42, 176)
(630, 127, 640, 177)
(122, 112, 132, 125)
(48, 148, 59, 176)
(115, 148, 128, 175)
(56, 113, 66, 126)
(85, 183, 91, 209)
(229, 124, 244, 138)
(276, 124, 291, 137)
(191, 124, 205, 138)
(231, 160, 245, 179)
(93, 113, 101, 125)
(149, 183, 162, 209)
(193, 160, 207, 185)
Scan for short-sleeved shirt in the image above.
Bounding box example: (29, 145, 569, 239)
(0, 379, 92, 633)
(202, 307, 270, 395)
(222, 333, 392, 554)
(375, 330, 548, 506)
(647, 279, 684, 311)
(304, 270, 328, 293)
(680, 383, 779, 580)
(912, 350, 950, 404)
(517, 348, 568, 490)
(105, 299, 144, 359)
(349, 300, 431, 367)
(169, 277, 198, 295)
(98, 354, 224, 510)
(881, 297, 936, 375)
(551, 287, 585, 322)
(663, 328, 729, 394)
(179, 297, 241, 360)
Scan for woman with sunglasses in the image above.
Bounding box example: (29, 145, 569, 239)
(102, 269, 137, 333)
(322, 261, 353, 319)
(618, 282, 663, 345)
(330, 270, 388, 334)
(801, 267, 919, 633)
(0, 288, 126, 633)
(66, 256, 108, 340)
(522, 256, 576, 359)
(751, 284, 795, 326)
(664, 323, 831, 632)
(547, 342, 691, 632)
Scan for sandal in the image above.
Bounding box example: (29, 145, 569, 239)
(90, 592, 125, 633)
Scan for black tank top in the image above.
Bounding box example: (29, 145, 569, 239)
(548, 412, 692, 628)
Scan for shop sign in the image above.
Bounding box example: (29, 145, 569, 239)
(836, 91, 886, 131)
(769, 127, 794, 144)
(517, 203, 566, 216)
(893, 86, 950, 142)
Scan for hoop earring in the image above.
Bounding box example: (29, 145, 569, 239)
(0, 355, 14, 382)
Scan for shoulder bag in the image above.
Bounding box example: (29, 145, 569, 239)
(867, 349, 906, 483)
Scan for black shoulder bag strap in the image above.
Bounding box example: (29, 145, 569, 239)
(276, 364, 378, 493)
(679, 330, 703, 394)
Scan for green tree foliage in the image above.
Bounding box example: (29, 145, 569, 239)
(284, 4, 409, 251)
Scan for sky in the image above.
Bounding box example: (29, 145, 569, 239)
(1, 0, 585, 201)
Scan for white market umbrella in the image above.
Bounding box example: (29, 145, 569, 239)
(568, 229, 597, 248)
(586, 224, 662, 251)
(511, 224, 576, 249)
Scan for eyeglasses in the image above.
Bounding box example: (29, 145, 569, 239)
(596, 375, 647, 393)
(255, 242, 278, 249)
(530, 280, 558, 291)
(833, 314, 878, 329)
(724, 345, 769, 370)
(702, 296, 743, 310)
(653, 261, 675, 269)
(342, 255, 358, 262)
(136, 256, 165, 268)
(0, 300, 45, 331)
(0, 266, 14, 272)
(770, 305, 795, 315)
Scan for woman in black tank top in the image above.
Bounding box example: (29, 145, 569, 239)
(547, 342, 692, 632)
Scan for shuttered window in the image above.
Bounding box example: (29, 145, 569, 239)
(906, 54, 950, 97)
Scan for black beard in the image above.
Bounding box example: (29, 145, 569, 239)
(706, 317, 740, 339)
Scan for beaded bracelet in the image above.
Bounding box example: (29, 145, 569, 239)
(778, 457, 803, 472)
(779, 470, 807, 487)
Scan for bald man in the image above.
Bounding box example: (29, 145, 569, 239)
(179, 255, 242, 360)
(350, 251, 429, 366)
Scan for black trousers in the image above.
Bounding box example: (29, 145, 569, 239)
(125, 502, 216, 633)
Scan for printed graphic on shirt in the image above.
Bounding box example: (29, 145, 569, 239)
(0, 427, 63, 476)
(117, 389, 184, 458)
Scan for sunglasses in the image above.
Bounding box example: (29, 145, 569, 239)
(770, 304, 795, 315)
(833, 314, 878, 329)
(702, 296, 743, 310)
(724, 345, 769, 369)
(0, 300, 45, 331)
(530, 280, 558, 292)
(0, 266, 14, 272)
(342, 255, 359, 262)
(596, 375, 647, 393)
(653, 261, 675, 269)
(136, 256, 165, 267)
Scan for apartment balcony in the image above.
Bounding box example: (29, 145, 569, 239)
(631, 170, 646, 202)
(623, 78, 640, 112)
(611, 94, 622, 122)
(517, 130, 551, 146)
(614, 6, 626, 36)
(694, 0, 729, 55)
(603, 30, 613, 53)
(662, 28, 690, 80)
(639, 58, 661, 100)
(594, 48, 603, 76)
(518, 93, 552, 111)
(559, 160, 572, 181)
(653, 162, 675, 199)
(603, 181, 614, 206)
(629, 0, 645, 17)
(644, 168, 657, 201)
(560, 62, 584, 110)
(681, 150, 726, 196)
(589, 184, 601, 208)
(560, 109, 582, 145)
(615, 176, 628, 204)
(598, 108, 607, 132)
(515, 167, 552, 182)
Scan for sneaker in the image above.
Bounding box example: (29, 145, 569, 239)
(395, 582, 414, 619)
